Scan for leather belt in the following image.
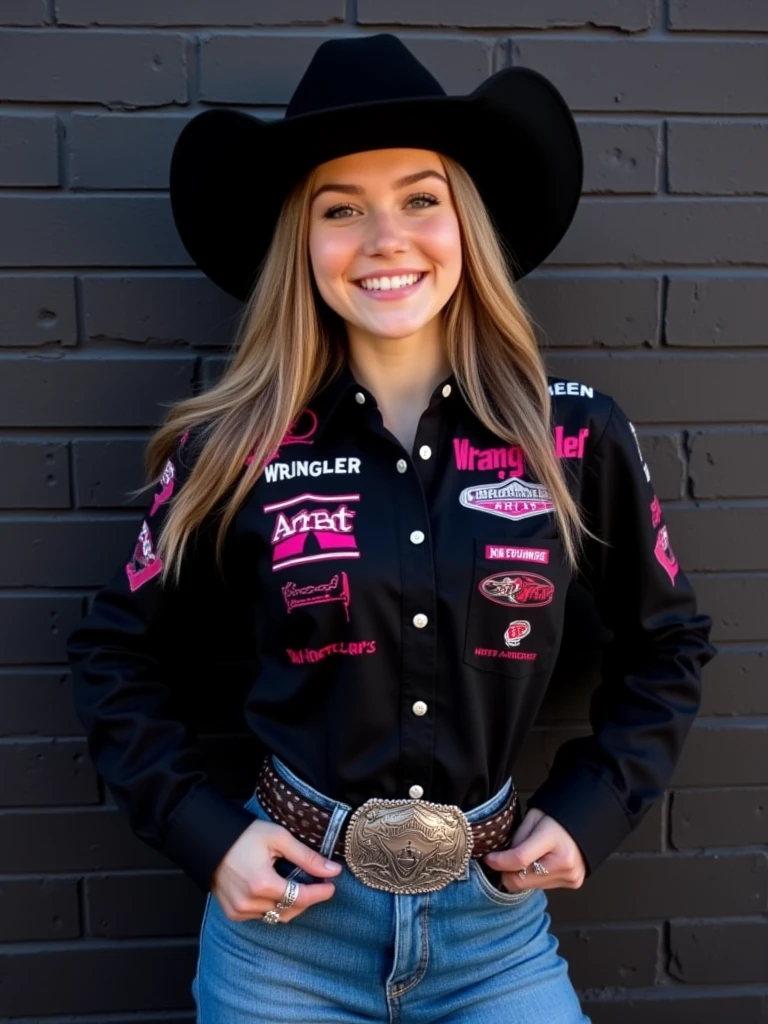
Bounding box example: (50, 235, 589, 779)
(254, 757, 519, 894)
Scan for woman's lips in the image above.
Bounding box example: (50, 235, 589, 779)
(353, 273, 428, 301)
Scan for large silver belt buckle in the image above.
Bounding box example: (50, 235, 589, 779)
(343, 797, 474, 894)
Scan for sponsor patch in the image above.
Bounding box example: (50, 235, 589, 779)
(504, 620, 532, 648)
(125, 520, 162, 591)
(650, 495, 662, 528)
(473, 647, 538, 663)
(264, 456, 360, 483)
(246, 408, 318, 467)
(549, 381, 594, 398)
(485, 545, 550, 564)
(459, 478, 554, 522)
(453, 428, 588, 480)
(150, 458, 175, 517)
(282, 571, 350, 621)
(264, 492, 360, 572)
(286, 640, 376, 665)
(654, 525, 679, 585)
(479, 572, 554, 608)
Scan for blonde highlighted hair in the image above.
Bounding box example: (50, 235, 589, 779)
(134, 153, 591, 586)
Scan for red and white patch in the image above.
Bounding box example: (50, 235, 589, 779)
(504, 620, 531, 648)
(479, 572, 554, 608)
(654, 525, 679, 585)
(125, 520, 163, 591)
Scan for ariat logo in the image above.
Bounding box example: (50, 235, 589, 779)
(264, 492, 360, 572)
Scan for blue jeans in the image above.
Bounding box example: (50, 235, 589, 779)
(192, 754, 589, 1023)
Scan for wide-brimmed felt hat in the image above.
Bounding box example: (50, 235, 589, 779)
(169, 33, 583, 302)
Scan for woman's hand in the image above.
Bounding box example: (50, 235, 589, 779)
(211, 818, 343, 922)
(483, 807, 586, 892)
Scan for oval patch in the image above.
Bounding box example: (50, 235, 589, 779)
(478, 571, 554, 608)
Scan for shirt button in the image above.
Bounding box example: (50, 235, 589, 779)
(442, 384, 452, 398)
(409, 785, 424, 799)
(354, 392, 366, 404)
(410, 530, 425, 545)
(412, 700, 428, 716)
(396, 458, 407, 473)
(413, 613, 428, 628)
(418, 445, 432, 460)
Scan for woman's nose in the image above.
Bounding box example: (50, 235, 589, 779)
(361, 210, 408, 258)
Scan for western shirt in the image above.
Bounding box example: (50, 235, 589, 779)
(65, 364, 716, 893)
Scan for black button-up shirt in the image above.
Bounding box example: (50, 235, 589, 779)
(66, 365, 716, 893)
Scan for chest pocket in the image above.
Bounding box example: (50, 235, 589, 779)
(463, 537, 571, 679)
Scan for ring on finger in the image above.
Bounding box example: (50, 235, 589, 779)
(517, 866, 528, 879)
(533, 860, 549, 875)
(262, 908, 282, 925)
(276, 879, 300, 909)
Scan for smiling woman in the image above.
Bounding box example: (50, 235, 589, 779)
(65, 31, 715, 1024)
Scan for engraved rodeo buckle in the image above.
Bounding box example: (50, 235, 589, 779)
(343, 797, 474, 894)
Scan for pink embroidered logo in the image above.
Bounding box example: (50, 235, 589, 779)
(453, 428, 589, 480)
(485, 545, 550, 564)
(246, 409, 318, 467)
(504, 620, 532, 648)
(479, 572, 554, 608)
(654, 525, 679, 585)
(125, 520, 163, 591)
(282, 571, 351, 621)
(264, 492, 360, 572)
(650, 495, 662, 528)
(150, 458, 175, 517)
(286, 640, 376, 665)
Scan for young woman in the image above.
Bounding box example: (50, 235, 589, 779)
(66, 34, 716, 1024)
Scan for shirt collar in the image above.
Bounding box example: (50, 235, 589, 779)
(308, 361, 458, 442)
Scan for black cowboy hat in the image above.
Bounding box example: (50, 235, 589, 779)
(169, 33, 583, 303)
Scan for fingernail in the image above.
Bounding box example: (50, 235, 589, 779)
(326, 860, 342, 872)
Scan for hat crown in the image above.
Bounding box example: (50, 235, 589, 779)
(286, 34, 446, 119)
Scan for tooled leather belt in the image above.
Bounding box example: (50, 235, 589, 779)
(254, 756, 518, 862)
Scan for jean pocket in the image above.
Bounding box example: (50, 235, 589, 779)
(242, 790, 315, 885)
(469, 858, 536, 906)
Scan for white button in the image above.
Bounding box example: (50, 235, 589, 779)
(410, 530, 425, 545)
(413, 613, 428, 628)
(442, 384, 452, 398)
(409, 784, 424, 799)
(354, 392, 366, 404)
(412, 700, 428, 716)
(396, 459, 407, 473)
(419, 445, 432, 460)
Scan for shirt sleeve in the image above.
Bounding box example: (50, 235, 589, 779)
(527, 398, 717, 875)
(65, 428, 259, 893)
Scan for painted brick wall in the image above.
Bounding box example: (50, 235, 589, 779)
(1, 2, 766, 1021)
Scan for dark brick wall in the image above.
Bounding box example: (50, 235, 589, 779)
(0, 2, 766, 1021)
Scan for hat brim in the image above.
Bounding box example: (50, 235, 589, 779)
(169, 66, 583, 301)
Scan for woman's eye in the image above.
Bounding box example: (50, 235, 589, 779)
(322, 193, 440, 219)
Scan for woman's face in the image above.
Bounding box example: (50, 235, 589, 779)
(307, 148, 462, 341)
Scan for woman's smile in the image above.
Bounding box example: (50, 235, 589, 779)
(353, 270, 428, 301)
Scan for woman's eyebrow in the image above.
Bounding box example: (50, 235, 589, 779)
(311, 169, 447, 202)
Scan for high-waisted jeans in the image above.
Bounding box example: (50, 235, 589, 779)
(192, 754, 589, 1023)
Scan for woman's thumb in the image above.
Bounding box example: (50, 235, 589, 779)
(281, 832, 343, 877)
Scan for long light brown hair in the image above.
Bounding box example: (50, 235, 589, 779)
(134, 153, 592, 587)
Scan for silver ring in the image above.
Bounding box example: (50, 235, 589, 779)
(533, 860, 549, 875)
(276, 878, 299, 909)
(517, 866, 527, 879)
(262, 908, 281, 925)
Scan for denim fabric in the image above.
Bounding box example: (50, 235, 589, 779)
(192, 755, 589, 1023)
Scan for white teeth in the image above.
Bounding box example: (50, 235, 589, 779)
(359, 273, 423, 291)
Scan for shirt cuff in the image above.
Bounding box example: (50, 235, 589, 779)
(526, 765, 633, 876)
(163, 784, 258, 892)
